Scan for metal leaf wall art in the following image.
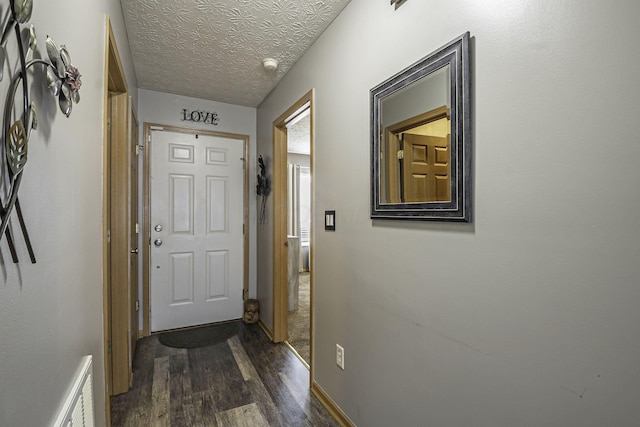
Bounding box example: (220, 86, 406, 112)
(256, 155, 270, 224)
(0, 0, 82, 263)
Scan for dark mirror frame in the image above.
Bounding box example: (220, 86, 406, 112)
(370, 32, 472, 222)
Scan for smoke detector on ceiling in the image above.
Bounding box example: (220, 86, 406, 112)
(262, 58, 278, 71)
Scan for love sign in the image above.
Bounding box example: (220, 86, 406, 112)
(180, 109, 220, 126)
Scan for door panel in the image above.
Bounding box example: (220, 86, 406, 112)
(170, 252, 194, 304)
(207, 177, 227, 232)
(402, 133, 450, 202)
(151, 131, 244, 332)
(170, 174, 194, 234)
(206, 250, 228, 299)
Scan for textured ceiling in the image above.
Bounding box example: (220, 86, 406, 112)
(121, 0, 352, 107)
(287, 112, 310, 155)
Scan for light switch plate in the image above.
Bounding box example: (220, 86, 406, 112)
(325, 210, 336, 231)
(336, 344, 344, 369)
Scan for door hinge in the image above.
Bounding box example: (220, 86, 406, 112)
(106, 229, 111, 243)
(107, 119, 111, 131)
(135, 145, 140, 156)
(107, 340, 112, 354)
(397, 149, 404, 160)
(135, 222, 140, 234)
(135, 300, 140, 312)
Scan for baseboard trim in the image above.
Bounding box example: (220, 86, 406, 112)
(258, 319, 274, 341)
(284, 341, 310, 370)
(311, 381, 355, 427)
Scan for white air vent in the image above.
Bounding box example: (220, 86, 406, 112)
(53, 355, 94, 427)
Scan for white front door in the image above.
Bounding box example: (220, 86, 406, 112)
(150, 130, 245, 332)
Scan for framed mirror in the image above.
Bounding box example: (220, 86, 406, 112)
(370, 32, 471, 222)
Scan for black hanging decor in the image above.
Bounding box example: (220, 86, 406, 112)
(256, 155, 270, 224)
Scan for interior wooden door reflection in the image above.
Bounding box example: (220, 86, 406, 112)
(402, 133, 450, 202)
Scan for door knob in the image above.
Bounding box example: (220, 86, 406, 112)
(154, 239, 163, 247)
(130, 248, 139, 254)
(154, 224, 163, 232)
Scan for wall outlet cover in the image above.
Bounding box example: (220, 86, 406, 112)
(336, 344, 344, 369)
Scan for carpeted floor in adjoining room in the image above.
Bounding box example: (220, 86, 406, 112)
(288, 272, 310, 364)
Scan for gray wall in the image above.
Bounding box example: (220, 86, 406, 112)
(0, 1, 136, 426)
(256, 0, 640, 426)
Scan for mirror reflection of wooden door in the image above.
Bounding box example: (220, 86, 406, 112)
(383, 106, 451, 204)
(402, 133, 450, 202)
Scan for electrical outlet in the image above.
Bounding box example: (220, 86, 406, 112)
(336, 344, 345, 370)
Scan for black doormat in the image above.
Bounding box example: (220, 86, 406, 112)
(157, 321, 242, 349)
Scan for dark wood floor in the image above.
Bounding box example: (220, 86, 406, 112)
(110, 321, 339, 426)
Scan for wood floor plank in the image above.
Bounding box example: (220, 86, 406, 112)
(215, 402, 269, 427)
(228, 336, 284, 426)
(245, 345, 311, 426)
(189, 342, 253, 413)
(279, 371, 338, 426)
(151, 356, 170, 426)
(187, 391, 214, 427)
(278, 371, 309, 417)
(200, 390, 221, 425)
(111, 323, 340, 426)
(169, 352, 190, 426)
(246, 377, 284, 426)
(228, 335, 258, 381)
(177, 353, 203, 427)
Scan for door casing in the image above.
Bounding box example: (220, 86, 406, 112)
(272, 89, 315, 371)
(141, 123, 250, 336)
(102, 15, 137, 423)
(128, 98, 139, 361)
(272, 89, 354, 427)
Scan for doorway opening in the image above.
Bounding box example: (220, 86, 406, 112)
(103, 16, 138, 425)
(141, 124, 250, 334)
(272, 90, 314, 370)
(286, 107, 312, 366)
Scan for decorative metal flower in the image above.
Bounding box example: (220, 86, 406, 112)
(45, 36, 81, 117)
(11, 0, 33, 24)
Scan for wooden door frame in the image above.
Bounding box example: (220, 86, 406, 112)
(102, 15, 132, 424)
(272, 90, 315, 367)
(108, 91, 131, 395)
(141, 123, 250, 336)
(128, 97, 139, 370)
